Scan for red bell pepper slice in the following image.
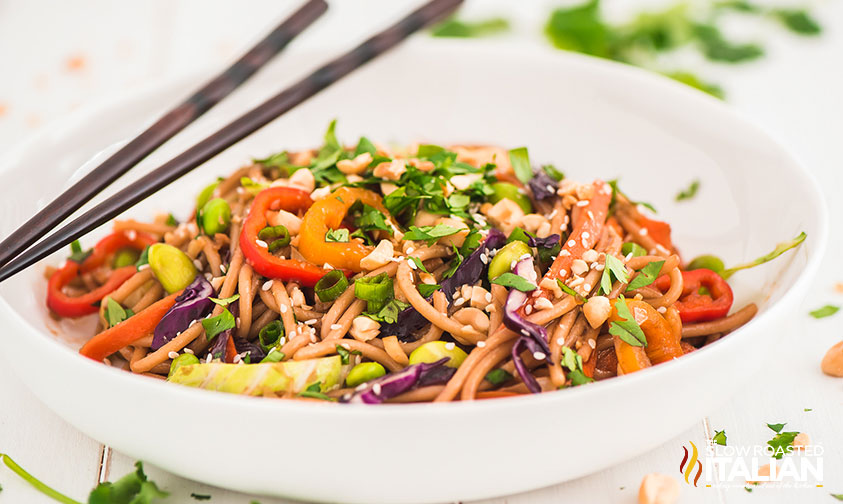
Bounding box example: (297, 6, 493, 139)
(47, 231, 157, 318)
(655, 268, 733, 323)
(240, 186, 330, 287)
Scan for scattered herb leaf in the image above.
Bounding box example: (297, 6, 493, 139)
(609, 296, 647, 347)
(809, 305, 839, 319)
(209, 294, 240, 307)
(626, 260, 664, 291)
(491, 272, 538, 292)
(675, 179, 700, 202)
(202, 309, 236, 341)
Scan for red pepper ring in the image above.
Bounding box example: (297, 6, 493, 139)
(655, 268, 733, 323)
(46, 230, 157, 318)
(240, 186, 336, 287)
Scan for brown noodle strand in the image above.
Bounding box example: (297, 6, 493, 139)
(682, 303, 758, 337)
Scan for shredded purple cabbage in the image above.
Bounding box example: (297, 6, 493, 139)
(511, 337, 544, 394)
(528, 169, 558, 201)
(527, 233, 560, 249)
(234, 338, 266, 362)
(339, 358, 452, 404)
(379, 229, 507, 342)
(502, 257, 550, 355)
(203, 301, 240, 362)
(151, 276, 214, 350)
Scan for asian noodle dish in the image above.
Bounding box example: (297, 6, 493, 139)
(47, 122, 805, 404)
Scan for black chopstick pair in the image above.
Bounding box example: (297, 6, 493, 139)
(0, 0, 463, 283)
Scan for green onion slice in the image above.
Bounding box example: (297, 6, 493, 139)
(258, 320, 284, 351)
(315, 270, 349, 303)
(354, 272, 393, 312)
(258, 225, 291, 250)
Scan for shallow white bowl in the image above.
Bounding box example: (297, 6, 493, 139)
(0, 41, 827, 503)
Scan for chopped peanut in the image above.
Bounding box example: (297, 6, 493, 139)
(413, 210, 439, 227)
(373, 159, 406, 181)
(360, 240, 394, 270)
(534, 297, 554, 310)
(469, 286, 491, 309)
(288, 168, 315, 193)
(571, 259, 589, 276)
(583, 296, 611, 328)
(539, 277, 564, 298)
(451, 173, 482, 191)
(336, 152, 373, 175)
(638, 473, 680, 504)
(350, 316, 380, 342)
(821, 341, 843, 377)
(793, 432, 810, 449)
(267, 209, 302, 235)
(406, 157, 435, 172)
(310, 185, 333, 201)
(380, 182, 399, 195)
(484, 199, 525, 235)
(434, 216, 469, 247)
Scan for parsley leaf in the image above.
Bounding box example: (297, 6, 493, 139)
(560, 347, 594, 386)
(485, 368, 514, 386)
(431, 17, 510, 38)
(713, 429, 727, 446)
(418, 283, 441, 298)
(626, 260, 664, 291)
(491, 272, 537, 292)
(767, 422, 786, 433)
(298, 382, 334, 401)
(545, 0, 609, 57)
(105, 298, 134, 328)
(441, 245, 464, 280)
(209, 294, 240, 307)
(767, 428, 799, 459)
(774, 9, 821, 35)
(135, 246, 150, 271)
(354, 136, 377, 157)
(809, 305, 839, 319)
(335, 345, 361, 365)
(675, 179, 700, 202)
(88, 461, 168, 504)
(508, 147, 533, 185)
(351, 203, 392, 236)
(600, 254, 629, 294)
(408, 256, 429, 273)
(202, 309, 236, 341)
(609, 296, 647, 347)
(694, 23, 763, 63)
(325, 229, 350, 243)
(403, 224, 462, 247)
(191, 493, 212, 501)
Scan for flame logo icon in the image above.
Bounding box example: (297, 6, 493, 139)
(679, 441, 703, 486)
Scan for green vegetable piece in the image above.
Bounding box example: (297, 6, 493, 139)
(487, 240, 532, 280)
(489, 182, 532, 213)
(809, 305, 839, 319)
(202, 309, 236, 342)
(112, 247, 141, 268)
(409, 341, 468, 368)
(315, 270, 349, 302)
(168, 357, 342, 395)
(168, 353, 200, 378)
(621, 242, 647, 258)
(722, 231, 806, 279)
(626, 260, 665, 291)
(507, 227, 532, 244)
(431, 16, 510, 38)
(354, 272, 393, 312)
(609, 296, 647, 347)
(346, 362, 387, 388)
(545, 0, 609, 57)
(773, 9, 821, 36)
(258, 320, 284, 351)
(686, 254, 725, 275)
(675, 179, 700, 201)
(713, 429, 727, 446)
(147, 243, 197, 294)
(484, 368, 513, 386)
(201, 198, 231, 236)
(508, 147, 533, 185)
(196, 182, 219, 211)
(491, 272, 537, 292)
(88, 461, 168, 504)
(104, 298, 134, 328)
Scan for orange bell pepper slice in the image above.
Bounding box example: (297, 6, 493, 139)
(609, 299, 684, 367)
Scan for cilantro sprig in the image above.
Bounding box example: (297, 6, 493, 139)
(609, 296, 647, 347)
(491, 273, 537, 292)
(403, 224, 462, 247)
(626, 260, 664, 291)
(766, 422, 800, 459)
(600, 254, 629, 295)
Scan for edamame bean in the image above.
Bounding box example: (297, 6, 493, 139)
(409, 341, 468, 368)
(487, 240, 532, 280)
(621, 242, 647, 258)
(686, 254, 725, 276)
(346, 362, 387, 388)
(489, 182, 532, 213)
(201, 198, 231, 235)
(112, 248, 140, 268)
(148, 243, 197, 293)
(196, 182, 219, 211)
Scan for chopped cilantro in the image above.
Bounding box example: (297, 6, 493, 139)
(354, 136, 377, 157)
(675, 179, 700, 202)
(335, 345, 361, 365)
(87, 461, 168, 504)
(403, 224, 462, 246)
(298, 382, 334, 401)
(165, 213, 178, 226)
(804, 408, 812, 412)
(239, 176, 268, 195)
(364, 299, 410, 325)
(609, 296, 647, 347)
(418, 283, 441, 298)
(135, 246, 150, 270)
(485, 368, 514, 386)
(560, 347, 594, 386)
(202, 309, 236, 341)
(766, 422, 799, 459)
(408, 256, 429, 273)
(557, 279, 586, 303)
(209, 294, 240, 307)
(351, 202, 392, 237)
(713, 429, 727, 446)
(774, 9, 821, 35)
(325, 229, 350, 243)
(105, 298, 134, 328)
(809, 305, 839, 319)
(600, 254, 629, 294)
(191, 493, 212, 501)
(68, 239, 92, 263)
(491, 272, 537, 292)
(626, 260, 664, 291)
(694, 23, 763, 63)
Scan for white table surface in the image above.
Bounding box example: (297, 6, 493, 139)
(1, 1, 842, 503)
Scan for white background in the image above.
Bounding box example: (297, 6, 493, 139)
(0, 1, 842, 503)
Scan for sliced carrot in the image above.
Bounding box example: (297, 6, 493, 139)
(582, 351, 597, 378)
(613, 335, 652, 374)
(79, 292, 179, 362)
(224, 335, 237, 364)
(636, 214, 673, 251)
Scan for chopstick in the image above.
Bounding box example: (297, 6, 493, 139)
(0, 0, 463, 284)
(0, 0, 328, 270)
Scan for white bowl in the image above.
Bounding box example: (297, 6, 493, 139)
(0, 41, 827, 503)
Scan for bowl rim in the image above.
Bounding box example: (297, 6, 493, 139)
(0, 40, 829, 418)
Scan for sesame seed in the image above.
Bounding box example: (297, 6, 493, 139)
(548, 209, 558, 219)
(184, 348, 194, 355)
(280, 304, 288, 313)
(262, 280, 274, 291)
(408, 259, 417, 270)
(576, 199, 590, 207)
(485, 292, 492, 303)
(233, 354, 242, 364)
(444, 342, 455, 350)
(126, 230, 137, 241)
(511, 260, 518, 270)
(581, 232, 590, 239)
(279, 337, 286, 345)
(520, 329, 530, 336)
(657, 306, 667, 314)
(533, 351, 547, 360)
(454, 297, 466, 307)
(255, 239, 269, 248)
(588, 339, 596, 349)
(168, 351, 179, 359)
(340, 343, 351, 350)
(567, 240, 576, 247)
(518, 253, 531, 262)
(406, 247, 415, 254)
(583, 283, 592, 292)
(546, 184, 555, 192)
(343, 393, 352, 401)
(324, 263, 334, 270)
(477, 341, 487, 348)
(480, 254, 488, 264)
(525, 305, 533, 315)
(310, 334, 317, 343)
(557, 337, 565, 345)
(330, 324, 342, 330)
(193, 259, 203, 270)
(205, 354, 213, 363)
(587, 210, 594, 220)
(189, 319, 197, 328)
(639, 228, 649, 236)
(220, 264, 227, 273)
(304, 319, 317, 325)
(373, 383, 382, 395)
(138, 263, 150, 271)
(355, 383, 367, 391)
